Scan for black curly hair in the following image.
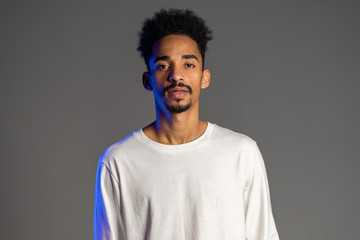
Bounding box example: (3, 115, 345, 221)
(137, 8, 213, 70)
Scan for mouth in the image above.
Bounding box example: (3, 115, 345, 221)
(169, 87, 189, 93)
(164, 83, 192, 95)
(167, 87, 189, 99)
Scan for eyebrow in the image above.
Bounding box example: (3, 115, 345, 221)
(154, 56, 170, 63)
(153, 55, 199, 63)
(182, 55, 199, 62)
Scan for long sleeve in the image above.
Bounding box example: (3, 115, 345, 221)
(243, 143, 280, 240)
(94, 161, 126, 240)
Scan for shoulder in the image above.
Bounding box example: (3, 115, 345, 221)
(212, 123, 257, 150)
(211, 123, 264, 174)
(98, 130, 143, 169)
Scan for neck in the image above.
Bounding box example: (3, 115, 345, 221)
(143, 103, 208, 145)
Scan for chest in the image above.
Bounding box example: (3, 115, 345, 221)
(118, 150, 245, 204)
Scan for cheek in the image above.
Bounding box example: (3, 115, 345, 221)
(150, 75, 163, 90)
(153, 85, 163, 97)
(190, 73, 204, 89)
(151, 80, 167, 99)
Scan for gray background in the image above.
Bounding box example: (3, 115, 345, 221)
(1, 0, 359, 239)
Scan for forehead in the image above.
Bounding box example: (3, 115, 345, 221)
(150, 35, 201, 60)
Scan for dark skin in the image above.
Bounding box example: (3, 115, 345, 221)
(142, 35, 211, 145)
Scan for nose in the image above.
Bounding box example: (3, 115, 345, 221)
(168, 65, 184, 83)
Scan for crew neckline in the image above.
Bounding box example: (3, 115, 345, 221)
(134, 122, 215, 153)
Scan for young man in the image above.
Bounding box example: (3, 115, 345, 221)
(94, 9, 279, 240)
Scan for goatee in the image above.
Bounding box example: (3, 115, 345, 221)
(163, 82, 193, 113)
(165, 101, 191, 113)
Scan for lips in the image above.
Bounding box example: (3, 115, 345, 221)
(167, 87, 189, 99)
(164, 83, 192, 95)
(169, 87, 189, 93)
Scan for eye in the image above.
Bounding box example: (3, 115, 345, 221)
(185, 63, 195, 68)
(155, 64, 169, 71)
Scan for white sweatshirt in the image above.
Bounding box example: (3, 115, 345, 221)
(94, 122, 279, 240)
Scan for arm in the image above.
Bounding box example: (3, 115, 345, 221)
(94, 162, 126, 240)
(243, 143, 280, 240)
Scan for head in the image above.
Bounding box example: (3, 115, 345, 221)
(137, 8, 213, 70)
(138, 9, 213, 114)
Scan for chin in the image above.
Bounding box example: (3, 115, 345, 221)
(165, 103, 192, 113)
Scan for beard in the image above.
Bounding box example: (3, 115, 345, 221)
(165, 100, 192, 113)
(163, 82, 193, 113)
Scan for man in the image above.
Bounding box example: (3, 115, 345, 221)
(94, 8, 279, 240)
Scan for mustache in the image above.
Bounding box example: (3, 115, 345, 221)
(163, 82, 193, 95)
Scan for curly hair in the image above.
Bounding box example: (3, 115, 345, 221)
(137, 8, 213, 70)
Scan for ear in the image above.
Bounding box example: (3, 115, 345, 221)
(142, 72, 153, 91)
(201, 69, 211, 89)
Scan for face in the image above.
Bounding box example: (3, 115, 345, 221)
(143, 35, 210, 114)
